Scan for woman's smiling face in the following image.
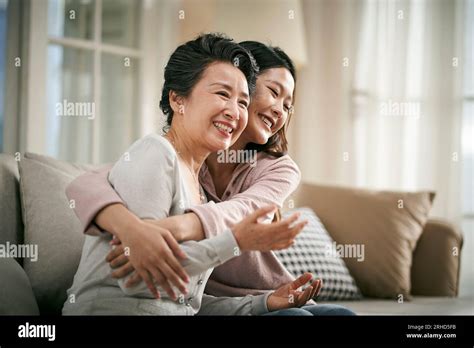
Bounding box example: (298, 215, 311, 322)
(177, 61, 250, 152)
(243, 67, 295, 145)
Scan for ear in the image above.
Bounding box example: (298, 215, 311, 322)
(169, 90, 185, 115)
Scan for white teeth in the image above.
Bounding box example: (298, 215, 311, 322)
(260, 116, 272, 128)
(213, 122, 233, 134)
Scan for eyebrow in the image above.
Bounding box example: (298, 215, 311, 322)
(265, 79, 293, 103)
(209, 82, 249, 100)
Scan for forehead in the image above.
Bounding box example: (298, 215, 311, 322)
(258, 68, 295, 95)
(200, 61, 248, 90)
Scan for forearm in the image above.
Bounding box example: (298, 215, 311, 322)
(166, 213, 205, 242)
(198, 293, 271, 316)
(95, 203, 141, 239)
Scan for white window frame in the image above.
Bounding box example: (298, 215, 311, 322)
(14, 0, 165, 163)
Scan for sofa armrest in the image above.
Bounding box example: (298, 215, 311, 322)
(411, 219, 463, 297)
(0, 258, 40, 315)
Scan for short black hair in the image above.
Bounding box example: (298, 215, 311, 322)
(160, 33, 259, 129)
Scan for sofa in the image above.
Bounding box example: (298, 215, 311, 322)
(0, 152, 470, 315)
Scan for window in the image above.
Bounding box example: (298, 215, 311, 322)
(46, 0, 142, 163)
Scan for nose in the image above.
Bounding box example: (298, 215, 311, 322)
(271, 103, 283, 119)
(224, 99, 240, 121)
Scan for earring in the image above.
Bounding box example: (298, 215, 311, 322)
(178, 105, 184, 115)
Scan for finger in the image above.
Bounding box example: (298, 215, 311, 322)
(315, 279, 323, 297)
(162, 234, 190, 283)
(287, 220, 309, 238)
(105, 244, 125, 263)
(272, 220, 307, 244)
(275, 212, 300, 229)
(124, 271, 141, 286)
(109, 236, 122, 246)
(148, 267, 172, 299)
(270, 240, 296, 251)
(166, 255, 190, 286)
(297, 286, 313, 307)
(135, 270, 160, 299)
(163, 232, 189, 261)
(303, 286, 313, 304)
(109, 254, 129, 269)
(159, 278, 176, 300)
(291, 273, 313, 290)
(249, 205, 278, 222)
(309, 279, 321, 299)
(111, 261, 135, 279)
(160, 260, 188, 295)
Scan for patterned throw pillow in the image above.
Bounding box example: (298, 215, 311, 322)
(274, 208, 362, 301)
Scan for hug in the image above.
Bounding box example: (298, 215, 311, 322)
(62, 33, 355, 316)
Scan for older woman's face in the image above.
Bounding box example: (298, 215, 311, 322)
(181, 61, 250, 152)
(244, 68, 295, 144)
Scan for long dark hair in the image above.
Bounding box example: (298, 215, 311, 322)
(160, 33, 259, 132)
(239, 41, 296, 158)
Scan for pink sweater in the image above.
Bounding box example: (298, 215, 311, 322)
(66, 151, 301, 297)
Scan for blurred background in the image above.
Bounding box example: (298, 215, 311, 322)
(0, 0, 472, 294)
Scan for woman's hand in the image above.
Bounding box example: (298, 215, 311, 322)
(231, 205, 308, 251)
(267, 273, 322, 312)
(105, 220, 190, 300)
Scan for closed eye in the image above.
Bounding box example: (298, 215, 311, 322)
(217, 91, 230, 98)
(239, 100, 249, 108)
(268, 86, 278, 97)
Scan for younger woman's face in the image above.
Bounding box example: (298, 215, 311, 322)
(179, 61, 250, 152)
(243, 68, 295, 144)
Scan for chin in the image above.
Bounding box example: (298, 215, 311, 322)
(210, 139, 231, 152)
(253, 131, 270, 145)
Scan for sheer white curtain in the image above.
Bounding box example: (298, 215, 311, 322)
(293, 0, 468, 222)
(351, 0, 467, 221)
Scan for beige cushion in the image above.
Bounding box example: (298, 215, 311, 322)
(18, 153, 97, 314)
(290, 183, 434, 299)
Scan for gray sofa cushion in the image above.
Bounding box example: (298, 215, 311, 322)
(0, 258, 40, 315)
(18, 153, 97, 314)
(0, 154, 24, 251)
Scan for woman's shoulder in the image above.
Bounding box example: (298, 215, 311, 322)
(255, 152, 300, 173)
(130, 133, 175, 155)
(124, 133, 178, 163)
(111, 133, 178, 176)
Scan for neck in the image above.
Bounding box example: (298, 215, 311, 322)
(165, 127, 208, 176)
(205, 133, 249, 177)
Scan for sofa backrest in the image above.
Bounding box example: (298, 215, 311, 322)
(0, 154, 24, 256)
(288, 182, 462, 297)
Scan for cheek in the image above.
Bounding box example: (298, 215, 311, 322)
(273, 114, 288, 134)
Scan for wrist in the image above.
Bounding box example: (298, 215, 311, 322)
(109, 206, 142, 240)
(177, 213, 205, 241)
(231, 228, 246, 251)
(266, 292, 276, 312)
